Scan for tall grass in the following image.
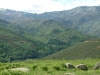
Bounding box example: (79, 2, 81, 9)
(0, 59, 100, 75)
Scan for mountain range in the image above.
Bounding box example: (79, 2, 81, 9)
(0, 6, 100, 37)
(0, 6, 100, 61)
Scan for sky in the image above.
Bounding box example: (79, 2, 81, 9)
(0, 0, 100, 13)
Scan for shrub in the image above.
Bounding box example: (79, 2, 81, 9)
(53, 65, 61, 71)
(32, 64, 37, 70)
(60, 63, 66, 68)
(0, 67, 6, 71)
(41, 66, 48, 71)
(6, 64, 21, 69)
(9, 71, 25, 75)
(1, 71, 10, 75)
(60, 63, 67, 71)
(53, 63, 67, 71)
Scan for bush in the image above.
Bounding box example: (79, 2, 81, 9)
(41, 66, 48, 71)
(60, 63, 66, 68)
(0, 67, 6, 71)
(60, 63, 67, 71)
(52, 63, 67, 71)
(1, 71, 10, 75)
(32, 64, 37, 70)
(6, 64, 21, 69)
(53, 65, 61, 71)
(9, 71, 25, 75)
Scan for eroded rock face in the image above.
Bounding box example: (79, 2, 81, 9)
(93, 62, 100, 70)
(76, 64, 88, 71)
(66, 63, 75, 69)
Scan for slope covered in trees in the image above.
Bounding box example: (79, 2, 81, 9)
(0, 18, 90, 62)
(0, 6, 99, 61)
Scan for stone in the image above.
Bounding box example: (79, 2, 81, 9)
(93, 62, 100, 70)
(76, 64, 88, 71)
(66, 63, 75, 69)
(9, 67, 30, 72)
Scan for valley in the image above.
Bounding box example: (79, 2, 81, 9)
(0, 6, 100, 62)
(0, 5, 100, 74)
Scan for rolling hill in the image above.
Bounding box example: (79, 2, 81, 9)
(0, 19, 90, 62)
(32, 19, 89, 43)
(44, 38, 100, 59)
(0, 19, 41, 62)
(0, 10, 90, 44)
(0, 6, 100, 61)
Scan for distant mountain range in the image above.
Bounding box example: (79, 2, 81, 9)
(0, 6, 100, 37)
(36, 6, 100, 37)
(0, 6, 100, 61)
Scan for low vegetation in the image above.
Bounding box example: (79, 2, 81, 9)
(44, 38, 100, 59)
(0, 59, 100, 75)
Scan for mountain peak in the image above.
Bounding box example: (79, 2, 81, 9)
(0, 8, 5, 10)
(42, 19, 57, 25)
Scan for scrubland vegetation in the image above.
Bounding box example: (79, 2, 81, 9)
(0, 59, 100, 75)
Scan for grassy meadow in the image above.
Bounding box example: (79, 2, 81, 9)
(0, 59, 100, 75)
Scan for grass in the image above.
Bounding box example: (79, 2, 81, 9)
(44, 39, 100, 60)
(0, 59, 100, 75)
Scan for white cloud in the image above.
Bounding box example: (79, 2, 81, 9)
(0, 0, 100, 13)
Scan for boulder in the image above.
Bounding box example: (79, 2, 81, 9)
(66, 63, 75, 69)
(93, 62, 100, 70)
(10, 67, 30, 72)
(76, 64, 88, 71)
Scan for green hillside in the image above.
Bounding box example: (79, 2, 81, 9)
(0, 19, 90, 62)
(32, 19, 88, 43)
(44, 38, 100, 59)
(0, 19, 42, 62)
(0, 7, 99, 61)
(0, 26, 40, 62)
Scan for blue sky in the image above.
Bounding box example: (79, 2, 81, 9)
(0, 0, 100, 13)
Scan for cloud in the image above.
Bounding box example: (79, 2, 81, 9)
(0, 0, 100, 13)
(72, 0, 100, 6)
